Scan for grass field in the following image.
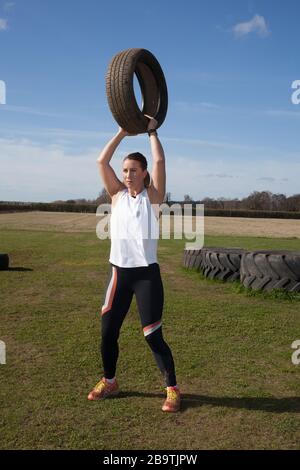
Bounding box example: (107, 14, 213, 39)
(1, 210, 300, 238)
(1, 212, 300, 449)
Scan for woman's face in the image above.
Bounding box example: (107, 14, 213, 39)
(122, 159, 147, 189)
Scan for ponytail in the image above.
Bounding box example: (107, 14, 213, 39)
(144, 171, 150, 188)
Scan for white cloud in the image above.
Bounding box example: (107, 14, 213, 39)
(0, 137, 101, 201)
(172, 100, 300, 123)
(265, 109, 300, 119)
(174, 101, 221, 111)
(163, 135, 258, 152)
(166, 155, 299, 200)
(0, 18, 8, 31)
(1, 133, 299, 202)
(0, 136, 141, 201)
(1, 105, 75, 118)
(232, 14, 270, 38)
(203, 173, 234, 179)
(4, 2, 15, 11)
(258, 177, 276, 182)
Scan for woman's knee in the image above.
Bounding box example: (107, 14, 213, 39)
(145, 327, 168, 353)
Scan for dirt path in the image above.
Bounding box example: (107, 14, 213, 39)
(0, 211, 299, 238)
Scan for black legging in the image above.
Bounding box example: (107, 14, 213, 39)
(100, 262, 177, 387)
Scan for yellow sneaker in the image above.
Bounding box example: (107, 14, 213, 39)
(162, 387, 181, 412)
(87, 377, 119, 401)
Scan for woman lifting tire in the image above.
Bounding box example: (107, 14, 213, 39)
(87, 116, 180, 412)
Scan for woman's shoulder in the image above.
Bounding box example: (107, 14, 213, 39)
(111, 188, 127, 208)
(146, 185, 164, 205)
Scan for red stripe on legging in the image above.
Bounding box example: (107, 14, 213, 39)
(143, 320, 161, 333)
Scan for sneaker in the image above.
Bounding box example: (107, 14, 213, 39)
(87, 377, 119, 401)
(162, 387, 181, 412)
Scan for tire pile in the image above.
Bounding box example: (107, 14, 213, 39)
(0, 253, 9, 270)
(183, 247, 300, 293)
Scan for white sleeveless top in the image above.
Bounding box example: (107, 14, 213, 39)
(109, 188, 159, 267)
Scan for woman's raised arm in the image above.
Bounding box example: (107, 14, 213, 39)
(145, 116, 166, 204)
(96, 128, 129, 197)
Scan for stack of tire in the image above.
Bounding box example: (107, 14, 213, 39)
(0, 253, 9, 270)
(183, 247, 244, 282)
(240, 250, 300, 292)
(183, 248, 300, 293)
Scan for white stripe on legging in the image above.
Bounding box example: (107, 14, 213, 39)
(143, 320, 162, 337)
(101, 267, 117, 315)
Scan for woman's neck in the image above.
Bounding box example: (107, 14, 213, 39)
(128, 186, 145, 198)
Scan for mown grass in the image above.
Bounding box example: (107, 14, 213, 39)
(0, 229, 300, 450)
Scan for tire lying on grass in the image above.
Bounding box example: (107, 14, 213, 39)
(202, 247, 245, 282)
(106, 48, 168, 134)
(182, 249, 202, 270)
(0, 253, 9, 270)
(183, 247, 245, 282)
(240, 250, 300, 292)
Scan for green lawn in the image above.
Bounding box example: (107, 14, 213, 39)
(0, 229, 300, 449)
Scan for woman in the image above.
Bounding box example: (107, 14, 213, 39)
(88, 116, 180, 412)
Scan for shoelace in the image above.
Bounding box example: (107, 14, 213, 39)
(94, 379, 106, 392)
(167, 389, 179, 401)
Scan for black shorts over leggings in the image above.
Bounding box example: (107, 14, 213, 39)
(100, 262, 177, 387)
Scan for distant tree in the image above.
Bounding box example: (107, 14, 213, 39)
(225, 198, 241, 209)
(260, 191, 273, 210)
(49, 189, 300, 212)
(286, 194, 300, 211)
(201, 197, 218, 209)
(217, 197, 227, 209)
(75, 198, 88, 204)
(164, 191, 171, 203)
(242, 191, 272, 210)
(271, 193, 287, 211)
(96, 188, 111, 204)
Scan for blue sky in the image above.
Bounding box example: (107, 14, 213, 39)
(0, 0, 300, 202)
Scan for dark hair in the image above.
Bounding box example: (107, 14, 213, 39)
(123, 152, 150, 188)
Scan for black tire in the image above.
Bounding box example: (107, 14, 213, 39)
(182, 249, 202, 269)
(106, 48, 168, 134)
(240, 250, 300, 292)
(0, 253, 9, 270)
(183, 247, 244, 280)
(202, 248, 245, 282)
(183, 247, 219, 272)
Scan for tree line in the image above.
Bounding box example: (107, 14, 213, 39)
(52, 190, 300, 212)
